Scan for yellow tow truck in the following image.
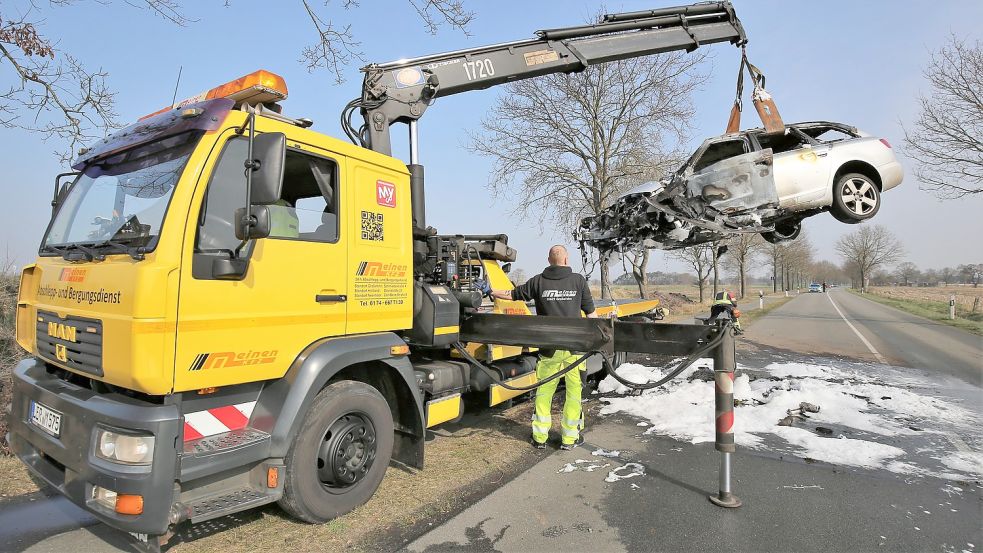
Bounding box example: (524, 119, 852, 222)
(9, 3, 745, 548)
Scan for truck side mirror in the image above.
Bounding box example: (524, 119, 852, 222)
(234, 205, 272, 240)
(248, 132, 286, 205)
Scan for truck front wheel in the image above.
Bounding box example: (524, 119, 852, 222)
(279, 380, 394, 523)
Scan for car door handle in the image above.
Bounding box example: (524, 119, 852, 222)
(315, 294, 347, 303)
(816, 152, 828, 157)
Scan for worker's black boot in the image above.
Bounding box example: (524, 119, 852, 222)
(560, 436, 585, 450)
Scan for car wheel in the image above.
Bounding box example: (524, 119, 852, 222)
(279, 380, 394, 523)
(761, 220, 801, 244)
(831, 172, 880, 224)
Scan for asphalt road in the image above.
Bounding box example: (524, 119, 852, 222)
(746, 289, 982, 385)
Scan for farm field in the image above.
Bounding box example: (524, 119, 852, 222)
(854, 285, 983, 335)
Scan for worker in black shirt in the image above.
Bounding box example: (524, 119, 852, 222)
(489, 245, 597, 449)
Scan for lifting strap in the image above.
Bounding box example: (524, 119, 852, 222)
(726, 47, 784, 134)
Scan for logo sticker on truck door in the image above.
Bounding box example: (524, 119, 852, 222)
(376, 180, 396, 208)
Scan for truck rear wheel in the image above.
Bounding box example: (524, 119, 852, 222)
(279, 380, 394, 523)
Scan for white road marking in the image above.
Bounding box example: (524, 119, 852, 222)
(827, 293, 888, 364)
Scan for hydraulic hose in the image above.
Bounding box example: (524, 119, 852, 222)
(452, 342, 594, 392)
(600, 323, 731, 391)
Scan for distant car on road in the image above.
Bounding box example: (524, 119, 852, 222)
(809, 283, 822, 293)
(578, 121, 904, 252)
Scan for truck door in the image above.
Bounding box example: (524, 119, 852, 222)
(174, 135, 348, 392)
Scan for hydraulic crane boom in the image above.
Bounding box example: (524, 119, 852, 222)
(347, 1, 746, 157)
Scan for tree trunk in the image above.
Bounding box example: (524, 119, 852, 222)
(600, 256, 612, 299)
(772, 256, 778, 293)
(739, 264, 746, 299)
(631, 250, 649, 299)
(712, 249, 720, 297)
(697, 277, 705, 303)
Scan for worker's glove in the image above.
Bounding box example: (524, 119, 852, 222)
(475, 278, 492, 297)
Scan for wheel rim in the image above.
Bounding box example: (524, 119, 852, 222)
(839, 177, 877, 216)
(316, 413, 377, 489)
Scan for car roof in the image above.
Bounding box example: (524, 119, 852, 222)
(706, 121, 859, 141)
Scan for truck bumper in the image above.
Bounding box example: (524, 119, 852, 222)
(7, 358, 181, 535)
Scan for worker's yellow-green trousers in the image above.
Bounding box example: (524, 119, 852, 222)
(531, 350, 584, 445)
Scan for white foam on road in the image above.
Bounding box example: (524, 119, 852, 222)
(598, 360, 983, 480)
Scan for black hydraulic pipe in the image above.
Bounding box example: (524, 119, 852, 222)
(538, 13, 717, 41)
(408, 163, 426, 233)
(602, 3, 728, 22)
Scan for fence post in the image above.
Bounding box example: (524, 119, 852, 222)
(709, 325, 742, 508)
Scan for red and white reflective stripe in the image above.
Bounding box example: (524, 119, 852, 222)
(183, 401, 256, 441)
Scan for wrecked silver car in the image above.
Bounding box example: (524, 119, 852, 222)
(577, 121, 903, 252)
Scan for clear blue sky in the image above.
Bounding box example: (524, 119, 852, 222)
(2, 0, 981, 277)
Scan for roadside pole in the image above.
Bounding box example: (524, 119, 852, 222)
(709, 325, 742, 508)
(950, 295, 956, 320)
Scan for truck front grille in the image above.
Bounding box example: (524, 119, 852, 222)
(35, 310, 103, 377)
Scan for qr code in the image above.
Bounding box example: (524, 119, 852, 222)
(361, 211, 384, 241)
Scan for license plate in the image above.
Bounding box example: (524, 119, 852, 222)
(30, 401, 62, 437)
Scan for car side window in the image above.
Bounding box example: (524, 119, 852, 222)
(269, 150, 339, 242)
(754, 131, 810, 154)
(692, 139, 749, 172)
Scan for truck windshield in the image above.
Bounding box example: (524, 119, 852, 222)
(42, 131, 202, 256)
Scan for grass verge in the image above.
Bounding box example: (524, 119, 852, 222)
(848, 289, 983, 336)
(0, 455, 40, 497)
(740, 295, 795, 327)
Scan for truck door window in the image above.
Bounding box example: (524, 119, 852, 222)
(269, 151, 338, 242)
(692, 139, 749, 172)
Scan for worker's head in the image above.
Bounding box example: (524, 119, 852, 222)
(548, 245, 569, 267)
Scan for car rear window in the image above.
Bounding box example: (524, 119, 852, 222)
(799, 126, 858, 143)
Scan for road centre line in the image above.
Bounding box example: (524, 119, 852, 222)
(826, 293, 888, 364)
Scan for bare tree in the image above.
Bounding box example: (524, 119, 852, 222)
(811, 259, 846, 285)
(1, 11, 119, 163)
(669, 245, 713, 303)
(765, 241, 784, 292)
(835, 225, 904, 292)
(895, 261, 919, 286)
(471, 47, 707, 298)
(902, 35, 982, 198)
(709, 240, 726, 297)
(724, 233, 764, 298)
(625, 249, 650, 299)
(509, 267, 527, 286)
(300, 0, 474, 83)
(783, 235, 814, 290)
(1, 1, 474, 162)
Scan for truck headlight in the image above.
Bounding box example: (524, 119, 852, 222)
(94, 426, 155, 465)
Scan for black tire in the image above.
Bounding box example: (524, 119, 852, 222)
(831, 172, 880, 224)
(279, 380, 394, 523)
(760, 219, 801, 244)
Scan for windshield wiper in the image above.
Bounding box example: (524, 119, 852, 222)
(48, 243, 106, 262)
(91, 239, 147, 261)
